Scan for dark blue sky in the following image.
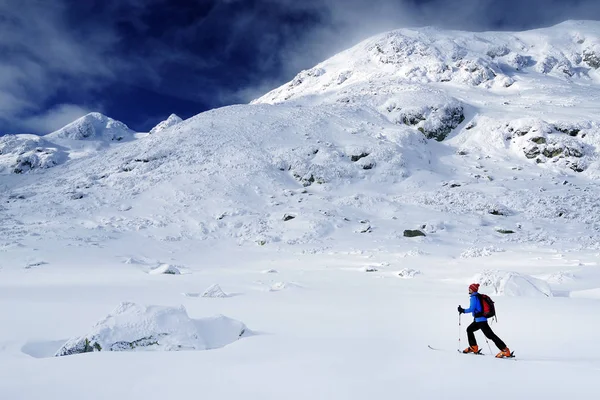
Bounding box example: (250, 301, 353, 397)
(2, 0, 600, 135)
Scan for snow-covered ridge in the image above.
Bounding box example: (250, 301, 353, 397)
(253, 20, 600, 105)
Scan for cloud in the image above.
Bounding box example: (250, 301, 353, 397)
(0, 0, 129, 134)
(19, 104, 95, 134)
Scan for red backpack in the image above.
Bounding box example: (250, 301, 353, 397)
(475, 293, 496, 321)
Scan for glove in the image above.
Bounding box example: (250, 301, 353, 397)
(457, 306, 464, 314)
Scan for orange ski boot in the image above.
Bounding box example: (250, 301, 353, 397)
(462, 345, 479, 354)
(495, 348, 512, 358)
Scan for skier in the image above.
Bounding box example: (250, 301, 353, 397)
(458, 283, 512, 358)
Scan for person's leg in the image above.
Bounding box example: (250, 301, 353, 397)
(466, 322, 481, 347)
(480, 321, 507, 350)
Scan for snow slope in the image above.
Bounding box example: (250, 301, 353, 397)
(149, 113, 183, 134)
(1, 21, 600, 400)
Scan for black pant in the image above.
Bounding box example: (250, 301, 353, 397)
(467, 321, 507, 350)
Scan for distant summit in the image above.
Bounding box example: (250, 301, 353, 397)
(46, 112, 135, 142)
(150, 114, 183, 134)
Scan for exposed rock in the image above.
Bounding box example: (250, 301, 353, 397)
(531, 137, 547, 144)
(283, 213, 296, 221)
(418, 105, 465, 141)
(149, 264, 181, 275)
(542, 147, 563, 158)
(403, 229, 426, 237)
(564, 146, 583, 158)
(525, 146, 540, 159)
(350, 152, 370, 162)
(555, 126, 580, 136)
(583, 50, 600, 69)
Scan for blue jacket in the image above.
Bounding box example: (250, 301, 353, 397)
(464, 292, 487, 322)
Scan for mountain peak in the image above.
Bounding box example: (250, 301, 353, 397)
(149, 114, 183, 134)
(253, 21, 600, 106)
(46, 112, 134, 141)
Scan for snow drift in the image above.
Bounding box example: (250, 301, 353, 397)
(55, 302, 248, 356)
(473, 270, 553, 297)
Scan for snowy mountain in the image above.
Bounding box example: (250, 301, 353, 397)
(2, 22, 600, 400)
(46, 112, 135, 142)
(149, 114, 183, 134)
(253, 20, 600, 175)
(2, 20, 600, 248)
(0, 113, 135, 174)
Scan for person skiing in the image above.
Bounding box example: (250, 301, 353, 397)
(458, 283, 512, 358)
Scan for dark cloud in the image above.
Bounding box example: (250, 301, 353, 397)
(1, 0, 600, 134)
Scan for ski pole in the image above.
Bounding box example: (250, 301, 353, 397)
(458, 313, 461, 352)
(483, 335, 493, 355)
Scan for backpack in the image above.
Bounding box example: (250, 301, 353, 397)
(475, 293, 496, 321)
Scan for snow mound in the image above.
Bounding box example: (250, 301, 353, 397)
(270, 282, 302, 291)
(202, 284, 229, 298)
(0, 134, 68, 174)
(460, 246, 505, 258)
(46, 112, 134, 142)
(397, 268, 421, 278)
(149, 264, 181, 275)
(262, 269, 278, 274)
(544, 271, 577, 284)
(150, 114, 183, 134)
(55, 302, 248, 356)
(474, 270, 553, 297)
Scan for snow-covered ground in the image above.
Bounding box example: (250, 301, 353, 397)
(1, 20, 600, 399)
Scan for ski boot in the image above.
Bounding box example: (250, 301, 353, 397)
(495, 348, 514, 358)
(462, 345, 480, 354)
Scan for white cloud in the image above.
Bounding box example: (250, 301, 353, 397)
(0, 0, 120, 133)
(20, 104, 95, 134)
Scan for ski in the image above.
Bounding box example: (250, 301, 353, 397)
(428, 345, 516, 359)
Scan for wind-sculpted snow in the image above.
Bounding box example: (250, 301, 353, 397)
(55, 302, 248, 356)
(474, 270, 553, 297)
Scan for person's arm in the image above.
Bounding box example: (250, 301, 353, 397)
(462, 295, 477, 313)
